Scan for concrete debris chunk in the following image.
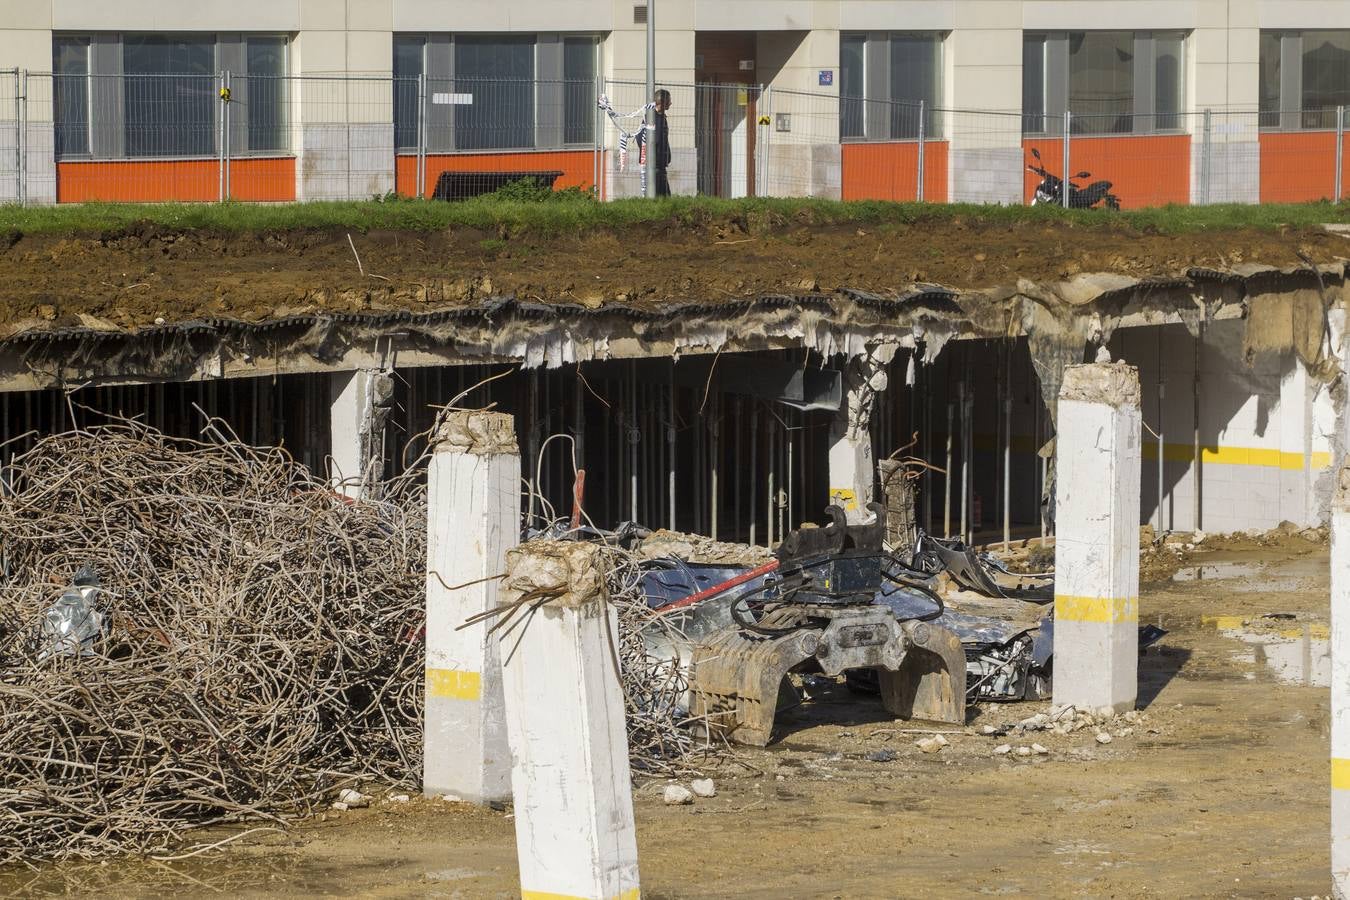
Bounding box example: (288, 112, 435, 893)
(691, 779, 717, 798)
(1015, 746, 1033, 757)
(867, 749, 898, 762)
(1031, 743, 1049, 755)
(663, 784, 694, 805)
(330, 801, 349, 811)
(993, 744, 1013, 755)
(915, 737, 946, 753)
(337, 788, 370, 808)
(1095, 732, 1114, 745)
(1115, 728, 1134, 738)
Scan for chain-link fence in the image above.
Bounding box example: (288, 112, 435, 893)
(1, 69, 1347, 209)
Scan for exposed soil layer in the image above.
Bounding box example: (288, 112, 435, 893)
(1, 545, 1333, 897)
(1, 217, 1345, 332)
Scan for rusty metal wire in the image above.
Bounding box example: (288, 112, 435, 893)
(0, 422, 426, 867)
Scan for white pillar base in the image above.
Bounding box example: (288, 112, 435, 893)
(1052, 363, 1142, 715)
(423, 411, 519, 804)
(329, 369, 394, 499)
(500, 541, 640, 900)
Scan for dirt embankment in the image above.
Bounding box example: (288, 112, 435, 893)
(0, 216, 1344, 332)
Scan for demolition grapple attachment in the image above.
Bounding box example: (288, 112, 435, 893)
(688, 504, 966, 746)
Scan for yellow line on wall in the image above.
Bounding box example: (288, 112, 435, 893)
(426, 668, 482, 700)
(1333, 758, 1350, 791)
(1055, 595, 1139, 624)
(962, 434, 1328, 471)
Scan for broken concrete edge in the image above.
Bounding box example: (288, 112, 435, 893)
(503, 540, 610, 611)
(433, 409, 519, 457)
(1059, 362, 1142, 408)
(2, 264, 1343, 392)
(1334, 464, 1350, 511)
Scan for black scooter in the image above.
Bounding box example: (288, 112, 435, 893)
(1026, 147, 1121, 210)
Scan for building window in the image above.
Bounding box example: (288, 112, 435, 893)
(839, 32, 943, 141)
(1022, 31, 1186, 135)
(52, 33, 289, 160)
(393, 33, 601, 153)
(53, 37, 89, 158)
(1261, 30, 1350, 129)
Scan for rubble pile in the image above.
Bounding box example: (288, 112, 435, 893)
(0, 424, 427, 865)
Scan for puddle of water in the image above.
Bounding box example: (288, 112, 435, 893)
(1172, 561, 1263, 583)
(1202, 616, 1330, 687)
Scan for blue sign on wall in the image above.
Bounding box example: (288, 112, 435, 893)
(818, 70, 834, 87)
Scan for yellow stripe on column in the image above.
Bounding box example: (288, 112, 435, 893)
(426, 668, 482, 700)
(1055, 595, 1139, 624)
(521, 889, 640, 900)
(1333, 758, 1350, 791)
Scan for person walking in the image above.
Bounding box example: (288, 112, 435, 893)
(653, 89, 672, 197)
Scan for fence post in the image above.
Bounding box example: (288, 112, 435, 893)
(593, 73, 602, 200)
(1336, 105, 1345, 202)
(1202, 108, 1212, 205)
(759, 84, 769, 198)
(16, 69, 25, 206)
(916, 100, 926, 203)
(1061, 110, 1071, 209)
(416, 72, 427, 198)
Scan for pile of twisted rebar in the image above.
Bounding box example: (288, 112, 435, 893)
(0, 424, 428, 866)
(0, 420, 718, 867)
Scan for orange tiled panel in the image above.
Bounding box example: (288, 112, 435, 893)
(1258, 131, 1348, 204)
(56, 157, 296, 203)
(395, 150, 597, 198)
(840, 141, 949, 202)
(1021, 134, 1190, 209)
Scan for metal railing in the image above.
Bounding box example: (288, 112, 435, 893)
(1, 69, 1347, 209)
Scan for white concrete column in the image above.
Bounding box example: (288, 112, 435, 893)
(328, 369, 393, 499)
(828, 345, 897, 523)
(423, 410, 518, 804)
(499, 540, 640, 900)
(1332, 465, 1350, 897)
(1052, 363, 1142, 715)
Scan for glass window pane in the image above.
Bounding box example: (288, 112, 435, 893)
(1068, 31, 1133, 134)
(1259, 30, 1282, 126)
(563, 37, 596, 145)
(123, 35, 215, 157)
(1302, 30, 1350, 129)
(1155, 33, 1184, 130)
(53, 36, 90, 158)
(246, 37, 286, 152)
(1022, 34, 1046, 134)
(840, 33, 865, 139)
(393, 35, 423, 150)
(454, 35, 535, 150)
(889, 33, 940, 139)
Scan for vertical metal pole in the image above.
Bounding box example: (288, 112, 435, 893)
(710, 394, 719, 539)
(667, 379, 676, 531)
(416, 72, 427, 197)
(916, 99, 926, 202)
(629, 364, 638, 522)
(1157, 376, 1166, 535)
(17, 70, 25, 206)
(922, 381, 932, 536)
(1002, 353, 1012, 551)
(1336, 105, 1345, 201)
(1202, 108, 1213, 205)
(217, 72, 225, 201)
(223, 71, 232, 201)
(594, 72, 603, 200)
(12, 70, 20, 205)
(943, 400, 953, 538)
(749, 404, 758, 547)
(962, 388, 973, 543)
(958, 382, 968, 541)
(733, 396, 742, 541)
(644, 0, 656, 199)
(766, 428, 775, 548)
(1061, 110, 1071, 209)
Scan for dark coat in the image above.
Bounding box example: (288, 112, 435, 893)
(654, 110, 671, 169)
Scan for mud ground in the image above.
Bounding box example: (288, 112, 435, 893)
(1, 541, 1334, 898)
(0, 217, 1343, 332)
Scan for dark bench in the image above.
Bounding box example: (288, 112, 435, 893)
(430, 170, 565, 201)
